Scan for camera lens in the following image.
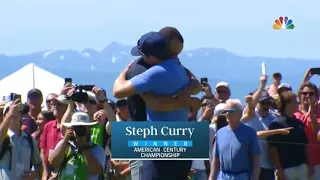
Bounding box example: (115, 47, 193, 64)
(73, 126, 87, 137)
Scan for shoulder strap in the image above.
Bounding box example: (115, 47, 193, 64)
(57, 143, 98, 177)
(0, 135, 12, 170)
(0, 136, 11, 160)
(57, 145, 74, 178)
(26, 134, 34, 170)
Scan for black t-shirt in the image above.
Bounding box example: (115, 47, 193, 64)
(267, 115, 308, 169)
(125, 57, 151, 121)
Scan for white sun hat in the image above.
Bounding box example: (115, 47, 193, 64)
(63, 112, 97, 127)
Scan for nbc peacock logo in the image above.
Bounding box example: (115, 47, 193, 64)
(273, 16, 295, 30)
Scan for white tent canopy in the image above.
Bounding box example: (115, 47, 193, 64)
(0, 63, 64, 109)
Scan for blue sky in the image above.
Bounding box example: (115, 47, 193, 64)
(0, 0, 319, 59)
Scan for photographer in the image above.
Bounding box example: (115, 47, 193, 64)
(60, 85, 115, 146)
(48, 112, 105, 180)
(0, 99, 41, 180)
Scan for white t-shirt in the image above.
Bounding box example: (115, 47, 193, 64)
(209, 123, 217, 162)
(52, 140, 106, 180)
(191, 160, 206, 170)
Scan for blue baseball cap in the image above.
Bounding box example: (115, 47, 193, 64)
(258, 90, 272, 102)
(131, 32, 169, 58)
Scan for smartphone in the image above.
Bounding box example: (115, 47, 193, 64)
(310, 68, 320, 75)
(261, 62, 266, 75)
(200, 78, 208, 85)
(64, 78, 72, 84)
(205, 99, 212, 105)
(10, 93, 21, 102)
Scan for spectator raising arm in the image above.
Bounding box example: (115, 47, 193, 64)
(241, 95, 255, 122)
(49, 132, 71, 170)
(302, 68, 312, 84)
(92, 87, 116, 122)
(0, 99, 20, 144)
(242, 75, 267, 123)
(245, 75, 267, 114)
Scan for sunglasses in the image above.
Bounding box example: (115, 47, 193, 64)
(217, 90, 229, 94)
(302, 92, 315, 96)
(222, 109, 236, 114)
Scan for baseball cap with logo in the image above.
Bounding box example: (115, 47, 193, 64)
(63, 112, 97, 127)
(131, 32, 170, 59)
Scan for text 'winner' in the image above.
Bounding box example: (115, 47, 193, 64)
(126, 126, 194, 159)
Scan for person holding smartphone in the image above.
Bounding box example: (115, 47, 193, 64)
(0, 100, 42, 180)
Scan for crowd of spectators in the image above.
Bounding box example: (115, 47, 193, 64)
(0, 26, 319, 180)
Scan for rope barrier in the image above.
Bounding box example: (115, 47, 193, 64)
(257, 140, 320, 146)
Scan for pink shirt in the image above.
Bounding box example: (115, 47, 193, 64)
(39, 120, 63, 161)
(295, 107, 320, 166)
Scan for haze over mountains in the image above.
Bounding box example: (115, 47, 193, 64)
(0, 42, 319, 99)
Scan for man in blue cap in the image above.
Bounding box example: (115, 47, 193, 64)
(125, 27, 191, 123)
(113, 31, 200, 180)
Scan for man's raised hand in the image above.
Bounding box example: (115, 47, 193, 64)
(260, 75, 268, 89)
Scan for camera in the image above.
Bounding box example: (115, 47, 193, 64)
(10, 93, 21, 103)
(66, 85, 94, 103)
(73, 126, 87, 137)
(205, 99, 212, 105)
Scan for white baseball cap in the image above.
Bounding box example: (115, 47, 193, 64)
(62, 112, 97, 127)
(216, 82, 230, 90)
(52, 95, 69, 105)
(278, 83, 292, 90)
(214, 103, 227, 116)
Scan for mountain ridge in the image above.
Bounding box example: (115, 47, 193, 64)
(0, 42, 318, 99)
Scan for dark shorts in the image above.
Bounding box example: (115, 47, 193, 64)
(142, 160, 192, 180)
